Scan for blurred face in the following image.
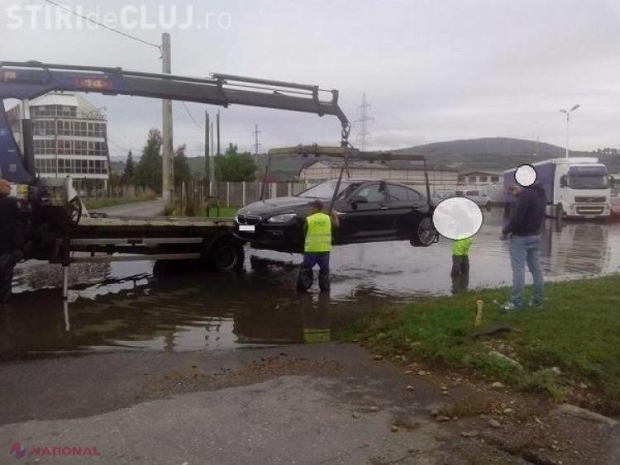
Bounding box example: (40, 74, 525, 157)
(0, 180, 11, 197)
(508, 185, 522, 196)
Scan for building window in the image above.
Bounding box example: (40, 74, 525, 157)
(491, 176, 499, 182)
(479, 176, 488, 182)
(468, 176, 476, 183)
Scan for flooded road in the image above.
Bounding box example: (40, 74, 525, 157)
(2, 207, 620, 358)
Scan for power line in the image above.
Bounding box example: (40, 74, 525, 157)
(181, 102, 204, 130)
(106, 134, 138, 154)
(42, 0, 161, 50)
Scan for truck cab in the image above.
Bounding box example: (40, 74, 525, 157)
(504, 158, 611, 220)
(556, 162, 611, 218)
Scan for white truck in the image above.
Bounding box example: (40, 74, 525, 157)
(504, 157, 611, 220)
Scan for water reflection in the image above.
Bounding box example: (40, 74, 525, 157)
(541, 222, 611, 276)
(451, 272, 470, 295)
(0, 269, 340, 358)
(299, 292, 331, 343)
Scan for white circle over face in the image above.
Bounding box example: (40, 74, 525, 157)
(515, 164, 537, 187)
(432, 197, 483, 241)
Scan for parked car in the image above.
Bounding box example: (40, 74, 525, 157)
(430, 190, 456, 207)
(234, 179, 438, 253)
(456, 189, 490, 208)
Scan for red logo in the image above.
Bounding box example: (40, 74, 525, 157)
(10, 443, 25, 459)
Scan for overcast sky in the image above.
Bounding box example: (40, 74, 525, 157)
(2, 0, 620, 159)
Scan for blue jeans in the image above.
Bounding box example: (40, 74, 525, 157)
(302, 252, 330, 270)
(509, 235, 543, 306)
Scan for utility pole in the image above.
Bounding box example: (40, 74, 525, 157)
(205, 111, 210, 199)
(252, 124, 261, 165)
(210, 120, 215, 180)
(161, 32, 174, 211)
(216, 110, 221, 156)
(354, 93, 373, 151)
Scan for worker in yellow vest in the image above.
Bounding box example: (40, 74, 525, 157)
(451, 235, 473, 294)
(297, 200, 340, 292)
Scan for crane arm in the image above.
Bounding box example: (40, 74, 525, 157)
(0, 61, 350, 183)
(0, 61, 349, 128)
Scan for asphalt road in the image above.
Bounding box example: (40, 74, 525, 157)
(0, 345, 451, 465)
(92, 199, 164, 217)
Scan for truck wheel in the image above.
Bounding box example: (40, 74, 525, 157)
(410, 217, 438, 247)
(206, 238, 245, 271)
(556, 204, 564, 223)
(66, 198, 82, 226)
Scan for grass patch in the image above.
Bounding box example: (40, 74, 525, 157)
(342, 275, 620, 410)
(198, 206, 239, 218)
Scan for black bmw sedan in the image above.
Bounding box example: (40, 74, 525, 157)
(234, 179, 438, 253)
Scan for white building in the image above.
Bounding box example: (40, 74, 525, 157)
(457, 171, 502, 186)
(8, 92, 110, 192)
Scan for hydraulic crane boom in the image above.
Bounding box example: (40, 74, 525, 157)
(0, 61, 351, 183)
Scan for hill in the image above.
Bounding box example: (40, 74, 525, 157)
(396, 137, 620, 173)
(109, 138, 620, 180)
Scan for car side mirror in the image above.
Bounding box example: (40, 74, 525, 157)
(560, 175, 568, 188)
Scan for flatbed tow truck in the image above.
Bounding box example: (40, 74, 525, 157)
(0, 61, 351, 296)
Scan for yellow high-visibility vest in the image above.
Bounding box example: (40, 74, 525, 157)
(305, 212, 332, 252)
(452, 236, 473, 256)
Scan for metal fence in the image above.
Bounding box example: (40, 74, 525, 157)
(196, 180, 459, 207)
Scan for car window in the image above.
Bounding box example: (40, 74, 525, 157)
(386, 185, 410, 201)
(407, 188, 423, 201)
(467, 190, 479, 196)
(356, 184, 385, 202)
(338, 182, 363, 199)
(298, 180, 355, 199)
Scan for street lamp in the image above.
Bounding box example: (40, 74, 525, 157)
(559, 104, 580, 159)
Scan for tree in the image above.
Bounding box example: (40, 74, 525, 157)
(122, 150, 135, 185)
(215, 143, 257, 182)
(134, 129, 162, 192)
(174, 144, 192, 187)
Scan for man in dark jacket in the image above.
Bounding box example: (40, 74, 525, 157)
(500, 182, 546, 310)
(0, 178, 23, 302)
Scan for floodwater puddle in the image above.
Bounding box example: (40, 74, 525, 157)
(2, 208, 620, 357)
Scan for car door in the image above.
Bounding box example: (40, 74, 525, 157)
(385, 184, 426, 240)
(336, 182, 390, 243)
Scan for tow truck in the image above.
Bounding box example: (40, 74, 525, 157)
(0, 61, 351, 295)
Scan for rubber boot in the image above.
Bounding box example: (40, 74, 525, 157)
(297, 267, 313, 292)
(318, 269, 330, 292)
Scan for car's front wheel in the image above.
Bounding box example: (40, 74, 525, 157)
(410, 216, 438, 247)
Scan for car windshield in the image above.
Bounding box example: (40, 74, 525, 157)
(298, 180, 358, 199)
(568, 166, 610, 190)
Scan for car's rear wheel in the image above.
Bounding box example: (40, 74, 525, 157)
(410, 216, 438, 247)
